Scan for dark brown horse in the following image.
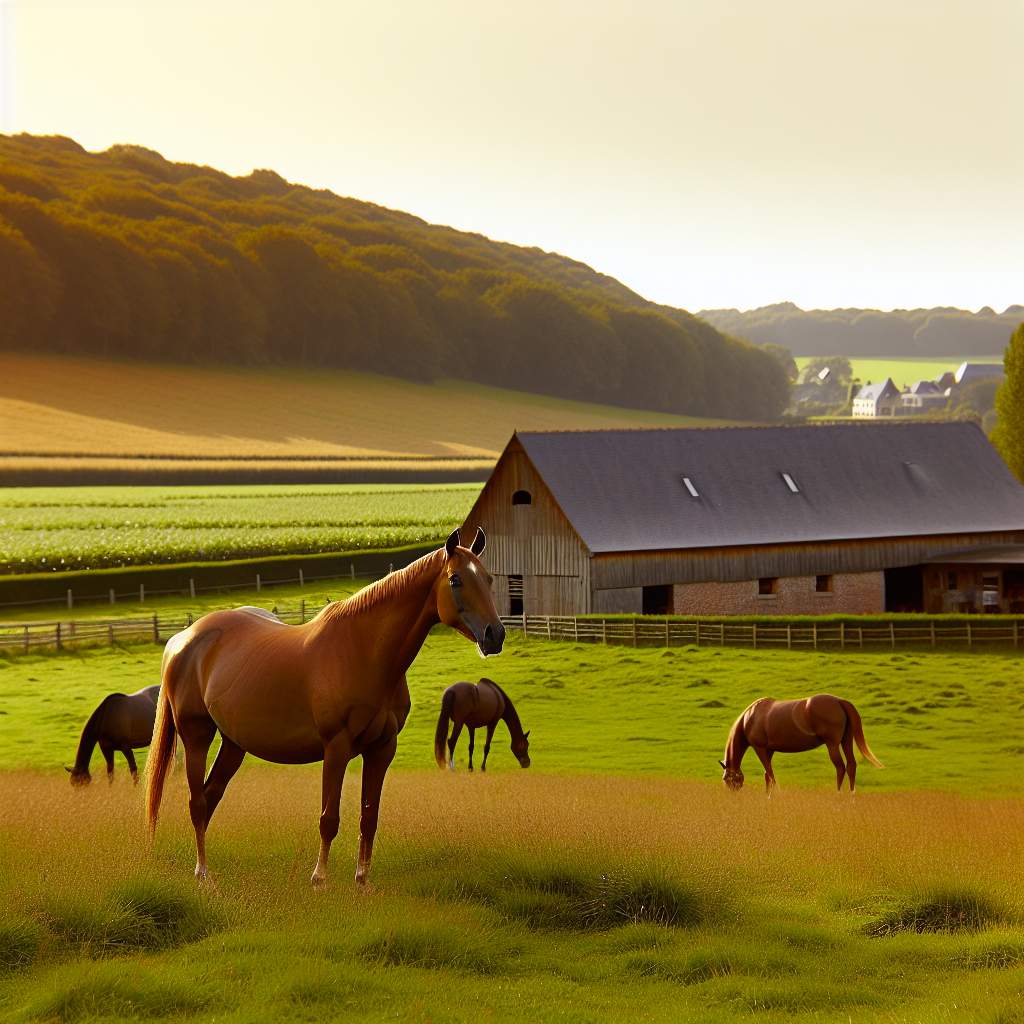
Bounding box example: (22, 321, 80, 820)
(66, 684, 161, 785)
(434, 678, 530, 771)
(720, 694, 883, 794)
(146, 528, 503, 886)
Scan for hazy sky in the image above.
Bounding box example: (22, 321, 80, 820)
(2, 0, 1021, 312)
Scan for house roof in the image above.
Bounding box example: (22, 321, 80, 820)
(955, 361, 1004, 384)
(514, 422, 1024, 554)
(855, 378, 899, 402)
(908, 380, 942, 394)
(923, 544, 1024, 566)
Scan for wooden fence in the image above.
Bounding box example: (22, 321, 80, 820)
(4, 609, 1023, 655)
(499, 615, 1024, 651)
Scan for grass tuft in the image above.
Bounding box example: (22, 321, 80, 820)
(866, 889, 1007, 936)
(358, 923, 504, 974)
(0, 915, 45, 971)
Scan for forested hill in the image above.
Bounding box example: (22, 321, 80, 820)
(700, 302, 1022, 358)
(0, 134, 787, 421)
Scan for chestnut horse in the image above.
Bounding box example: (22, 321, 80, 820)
(434, 678, 530, 771)
(146, 528, 503, 886)
(66, 684, 161, 786)
(720, 694, 883, 793)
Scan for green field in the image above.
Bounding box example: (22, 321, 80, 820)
(795, 355, 1003, 390)
(0, 484, 480, 576)
(2, 634, 1023, 1022)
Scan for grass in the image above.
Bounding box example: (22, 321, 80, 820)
(0, 483, 480, 574)
(0, 353, 724, 466)
(2, 629, 1024, 793)
(795, 355, 1003, 390)
(3, 631, 1024, 1019)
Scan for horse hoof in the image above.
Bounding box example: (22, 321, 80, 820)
(311, 873, 327, 889)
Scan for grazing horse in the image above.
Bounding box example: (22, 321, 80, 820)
(146, 528, 503, 886)
(66, 684, 161, 785)
(434, 678, 530, 771)
(719, 694, 883, 793)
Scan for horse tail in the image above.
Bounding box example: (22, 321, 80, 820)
(840, 699, 884, 768)
(145, 683, 177, 836)
(434, 689, 455, 769)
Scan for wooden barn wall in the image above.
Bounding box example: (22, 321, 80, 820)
(593, 587, 644, 614)
(462, 444, 590, 615)
(591, 531, 1024, 592)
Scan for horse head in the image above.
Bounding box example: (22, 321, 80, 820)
(65, 765, 91, 787)
(512, 729, 531, 768)
(719, 759, 744, 791)
(437, 527, 505, 657)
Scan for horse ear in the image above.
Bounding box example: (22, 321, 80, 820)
(718, 760, 726, 770)
(445, 529, 461, 556)
(524, 730, 530, 739)
(470, 526, 486, 555)
(64, 765, 73, 773)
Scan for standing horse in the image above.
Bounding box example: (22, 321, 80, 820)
(434, 678, 530, 771)
(66, 684, 161, 786)
(720, 694, 883, 793)
(146, 528, 503, 886)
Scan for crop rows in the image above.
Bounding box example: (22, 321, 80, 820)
(0, 485, 480, 574)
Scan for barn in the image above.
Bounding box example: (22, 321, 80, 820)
(460, 422, 1024, 616)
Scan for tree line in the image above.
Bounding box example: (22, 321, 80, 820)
(700, 301, 1022, 358)
(0, 134, 788, 421)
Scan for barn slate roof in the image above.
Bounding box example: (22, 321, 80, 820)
(514, 422, 1024, 554)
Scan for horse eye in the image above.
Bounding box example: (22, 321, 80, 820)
(450, 574, 462, 587)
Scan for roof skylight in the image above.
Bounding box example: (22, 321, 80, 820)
(682, 476, 700, 498)
(781, 473, 799, 493)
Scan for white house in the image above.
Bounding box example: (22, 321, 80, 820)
(852, 378, 900, 417)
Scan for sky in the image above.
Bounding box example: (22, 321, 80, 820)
(1, 0, 1021, 313)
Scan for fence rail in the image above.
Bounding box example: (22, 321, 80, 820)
(499, 615, 1024, 651)
(4, 610, 1022, 656)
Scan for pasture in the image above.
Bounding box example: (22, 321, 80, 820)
(2, 634, 1023, 1021)
(795, 355, 1003, 390)
(0, 483, 480, 575)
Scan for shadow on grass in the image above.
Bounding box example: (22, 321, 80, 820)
(865, 889, 1008, 937)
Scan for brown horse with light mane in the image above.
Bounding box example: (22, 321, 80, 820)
(434, 678, 530, 771)
(66, 684, 161, 785)
(720, 694, 883, 794)
(146, 528, 503, 886)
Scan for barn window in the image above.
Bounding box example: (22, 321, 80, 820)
(643, 585, 673, 614)
(509, 574, 524, 616)
(512, 490, 532, 506)
(815, 574, 833, 593)
(758, 577, 779, 596)
(781, 472, 800, 493)
(681, 476, 700, 497)
(947, 571, 958, 591)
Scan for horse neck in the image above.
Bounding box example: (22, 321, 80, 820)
(724, 716, 749, 769)
(74, 701, 105, 772)
(321, 550, 443, 678)
(495, 686, 525, 740)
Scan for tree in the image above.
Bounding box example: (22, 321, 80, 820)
(993, 322, 1024, 481)
(761, 342, 797, 382)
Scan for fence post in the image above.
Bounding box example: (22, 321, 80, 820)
(300, 599, 306, 623)
(752, 623, 757, 649)
(108, 623, 114, 646)
(298, 569, 304, 588)
(602, 619, 608, 645)
(24, 625, 29, 654)
(719, 622, 725, 646)
(786, 624, 792, 650)
(573, 617, 579, 643)
(55, 622, 62, 651)
(67, 588, 73, 610)
(696, 622, 700, 647)
(930, 621, 936, 647)
(1015, 621, 1019, 649)
(186, 612, 193, 626)
(812, 622, 817, 649)
(109, 588, 116, 605)
(547, 617, 552, 640)
(859, 627, 864, 648)
(388, 563, 393, 575)
(839, 622, 844, 650)
(139, 584, 145, 603)
(664, 619, 669, 646)
(256, 574, 261, 592)
(890, 622, 895, 649)
(632, 618, 637, 647)
(522, 611, 527, 637)
(189, 578, 196, 599)
(967, 622, 972, 648)
(153, 613, 159, 643)
(350, 563, 355, 579)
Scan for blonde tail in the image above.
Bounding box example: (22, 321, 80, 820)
(145, 684, 177, 835)
(841, 699, 884, 769)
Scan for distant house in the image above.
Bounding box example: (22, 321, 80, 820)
(852, 378, 900, 417)
(900, 380, 947, 414)
(462, 423, 1024, 616)
(954, 361, 1004, 386)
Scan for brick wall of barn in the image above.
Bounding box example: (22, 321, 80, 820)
(671, 571, 884, 615)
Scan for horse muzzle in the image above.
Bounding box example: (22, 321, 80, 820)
(477, 621, 505, 656)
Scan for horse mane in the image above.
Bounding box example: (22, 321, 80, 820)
(318, 548, 445, 622)
(482, 678, 524, 738)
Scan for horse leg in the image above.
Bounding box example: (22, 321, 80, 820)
(753, 746, 776, 795)
(842, 731, 857, 793)
(203, 735, 246, 828)
(99, 740, 115, 784)
(311, 734, 352, 887)
(447, 721, 463, 771)
(179, 717, 217, 880)
(355, 735, 398, 885)
(481, 722, 497, 772)
(123, 748, 139, 785)
(826, 742, 846, 792)
(467, 728, 476, 772)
